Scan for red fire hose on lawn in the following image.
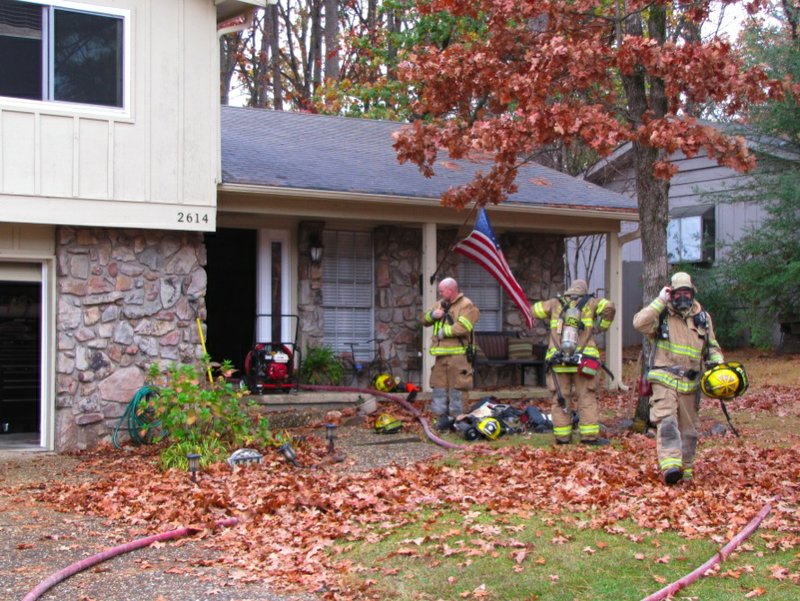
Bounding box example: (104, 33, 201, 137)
(299, 384, 467, 450)
(22, 517, 238, 601)
(639, 497, 776, 601)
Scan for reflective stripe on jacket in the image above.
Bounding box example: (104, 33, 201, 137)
(633, 298, 724, 392)
(423, 293, 480, 356)
(532, 295, 615, 373)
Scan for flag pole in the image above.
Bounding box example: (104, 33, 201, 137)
(428, 203, 480, 285)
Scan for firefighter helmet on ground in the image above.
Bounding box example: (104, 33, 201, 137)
(700, 362, 748, 400)
(374, 413, 403, 434)
(373, 373, 399, 392)
(476, 417, 502, 440)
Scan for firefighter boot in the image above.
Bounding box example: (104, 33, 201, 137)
(663, 467, 683, 485)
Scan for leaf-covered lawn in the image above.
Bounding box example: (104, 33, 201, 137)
(32, 351, 800, 599)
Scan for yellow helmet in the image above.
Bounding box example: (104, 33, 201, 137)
(476, 417, 502, 440)
(373, 373, 399, 392)
(374, 413, 403, 434)
(700, 362, 748, 400)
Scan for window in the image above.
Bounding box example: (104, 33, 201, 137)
(667, 205, 715, 264)
(321, 231, 373, 355)
(0, 0, 125, 108)
(458, 260, 501, 331)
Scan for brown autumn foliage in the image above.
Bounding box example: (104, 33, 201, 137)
(21, 370, 798, 599)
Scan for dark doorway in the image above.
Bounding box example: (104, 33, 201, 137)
(204, 228, 257, 373)
(0, 282, 41, 434)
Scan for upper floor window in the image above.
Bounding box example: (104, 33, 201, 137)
(0, 0, 124, 108)
(667, 205, 716, 265)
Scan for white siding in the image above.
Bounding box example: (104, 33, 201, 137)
(573, 145, 784, 345)
(0, 0, 218, 232)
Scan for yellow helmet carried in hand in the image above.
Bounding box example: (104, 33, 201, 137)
(374, 413, 403, 434)
(476, 416, 502, 440)
(700, 362, 749, 400)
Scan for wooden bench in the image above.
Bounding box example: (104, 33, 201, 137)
(471, 331, 547, 387)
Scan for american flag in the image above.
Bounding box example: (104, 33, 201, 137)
(453, 208, 534, 329)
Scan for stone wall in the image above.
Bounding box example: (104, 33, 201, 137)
(374, 226, 423, 377)
(56, 227, 206, 451)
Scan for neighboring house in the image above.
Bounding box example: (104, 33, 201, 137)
(578, 132, 800, 347)
(1, 0, 636, 453)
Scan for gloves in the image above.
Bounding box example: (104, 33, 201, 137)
(658, 286, 671, 303)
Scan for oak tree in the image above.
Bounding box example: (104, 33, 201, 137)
(393, 0, 785, 299)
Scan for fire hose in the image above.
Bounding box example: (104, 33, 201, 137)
(299, 384, 468, 450)
(22, 517, 238, 601)
(639, 497, 776, 601)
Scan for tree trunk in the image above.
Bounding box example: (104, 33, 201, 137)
(311, 0, 323, 91)
(219, 31, 242, 105)
(266, 4, 283, 110)
(621, 6, 670, 428)
(324, 0, 339, 81)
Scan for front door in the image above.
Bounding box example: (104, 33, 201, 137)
(256, 229, 293, 344)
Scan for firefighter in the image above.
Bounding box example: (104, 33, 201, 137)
(633, 272, 724, 485)
(423, 277, 480, 425)
(532, 279, 615, 445)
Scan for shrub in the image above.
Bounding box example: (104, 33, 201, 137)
(146, 356, 274, 469)
(298, 345, 345, 385)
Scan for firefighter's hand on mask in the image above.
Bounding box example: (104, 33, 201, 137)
(658, 286, 671, 303)
(432, 308, 444, 320)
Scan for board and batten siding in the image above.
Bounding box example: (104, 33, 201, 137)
(0, 0, 218, 232)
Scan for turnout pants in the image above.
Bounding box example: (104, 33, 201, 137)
(548, 372, 600, 442)
(430, 354, 472, 417)
(649, 384, 699, 478)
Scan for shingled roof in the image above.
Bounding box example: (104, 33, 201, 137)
(221, 106, 636, 212)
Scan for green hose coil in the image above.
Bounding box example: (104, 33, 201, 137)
(112, 385, 160, 449)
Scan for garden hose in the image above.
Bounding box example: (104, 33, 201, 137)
(112, 385, 159, 449)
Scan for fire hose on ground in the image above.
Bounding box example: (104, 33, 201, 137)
(21, 517, 238, 601)
(639, 497, 776, 601)
(299, 384, 468, 450)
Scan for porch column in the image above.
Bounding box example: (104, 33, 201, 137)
(421, 222, 438, 391)
(605, 230, 623, 390)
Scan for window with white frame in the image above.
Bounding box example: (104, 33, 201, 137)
(667, 206, 715, 264)
(458, 260, 501, 331)
(0, 0, 125, 108)
(321, 231, 374, 355)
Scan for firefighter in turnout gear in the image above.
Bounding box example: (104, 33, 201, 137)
(532, 279, 616, 445)
(423, 277, 480, 421)
(633, 272, 725, 485)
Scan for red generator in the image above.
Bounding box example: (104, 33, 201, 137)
(242, 314, 300, 394)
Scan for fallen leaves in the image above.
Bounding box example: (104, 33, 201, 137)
(18, 385, 800, 600)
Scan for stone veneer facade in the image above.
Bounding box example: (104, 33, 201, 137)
(56, 227, 206, 451)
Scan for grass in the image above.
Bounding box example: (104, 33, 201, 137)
(335, 512, 799, 600)
(330, 347, 800, 599)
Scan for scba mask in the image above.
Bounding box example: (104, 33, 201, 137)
(671, 288, 694, 312)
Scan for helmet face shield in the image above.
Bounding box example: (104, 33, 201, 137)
(671, 288, 694, 311)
